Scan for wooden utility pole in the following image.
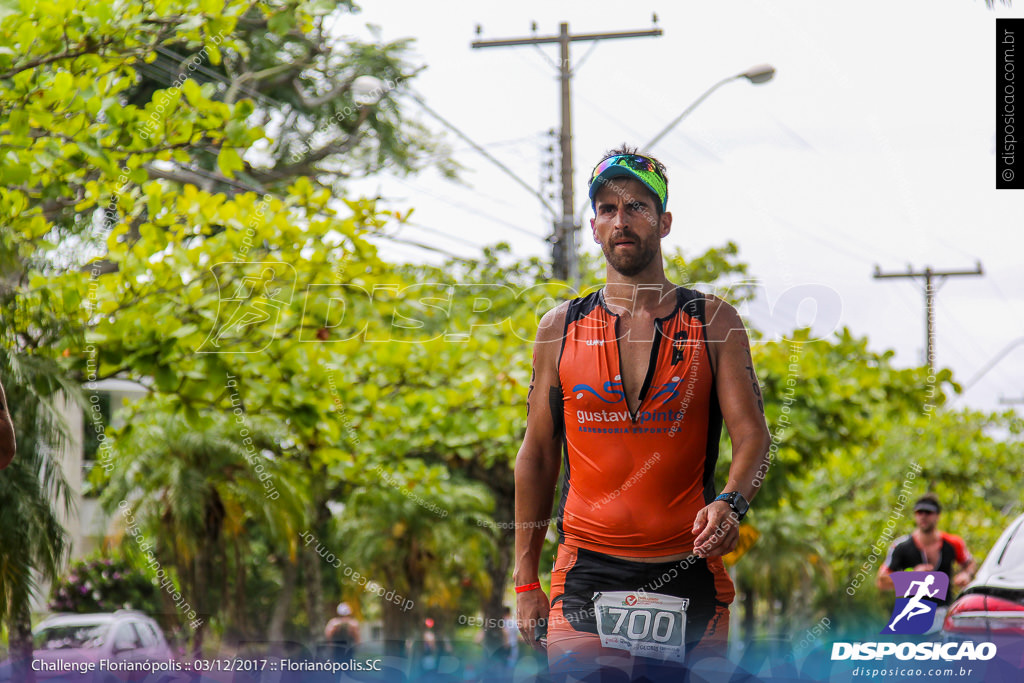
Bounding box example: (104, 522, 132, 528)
(873, 263, 983, 374)
(472, 21, 662, 281)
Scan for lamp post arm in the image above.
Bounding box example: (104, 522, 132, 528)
(643, 75, 738, 151)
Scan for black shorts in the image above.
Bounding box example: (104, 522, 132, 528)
(548, 544, 734, 657)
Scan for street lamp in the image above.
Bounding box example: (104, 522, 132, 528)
(575, 64, 775, 227)
(643, 64, 775, 150)
(351, 75, 388, 107)
(742, 64, 776, 84)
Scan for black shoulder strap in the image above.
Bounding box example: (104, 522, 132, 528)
(558, 290, 603, 367)
(677, 287, 714, 377)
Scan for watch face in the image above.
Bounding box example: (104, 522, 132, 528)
(735, 494, 749, 515)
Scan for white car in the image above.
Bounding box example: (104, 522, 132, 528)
(943, 512, 1024, 671)
(0, 610, 175, 681)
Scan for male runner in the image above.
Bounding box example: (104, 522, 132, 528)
(877, 494, 976, 596)
(514, 146, 771, 675)
(0, 375, 14, 469)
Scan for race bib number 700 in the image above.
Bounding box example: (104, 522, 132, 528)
(593, 591, 689, 662)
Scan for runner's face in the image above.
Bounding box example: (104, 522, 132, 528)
(915, 510, 937, 533)
(590, 179, 669, 277)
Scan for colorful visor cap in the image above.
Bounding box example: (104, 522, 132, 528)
(588, 154, 668, 212)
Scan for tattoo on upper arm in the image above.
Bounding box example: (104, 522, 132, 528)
(743, 347, 764, 413)
(526, 367, 536, 417)
(745, 365, 764, 413)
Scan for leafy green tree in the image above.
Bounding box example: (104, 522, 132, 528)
(74, 187, 396, 642)
(97, 402, 306, 654)
(2, 0, 425, 652)
(750, 328, 939, 510)
(0, 13, 281, 660)
(123, 3, 454, 198)
(0, 353, 74, 683)
(335, 460, 493, 654)
(0, 0, 266, 250)
(18, 2, 1020, 662)
(307, 250, 532, 649)
(1, 143, 83, 668)
(5, 0, 450, 258)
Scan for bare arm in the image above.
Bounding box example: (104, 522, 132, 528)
(954, 552, 978, 590)
(877, 563, 896, 591)
(348, 619, 361, 644)
(0, 376, 14, 470)
(692, 297, 771, 557)
(514, 304, 567, 649)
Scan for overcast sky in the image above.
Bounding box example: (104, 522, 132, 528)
(342, 0, 1023, 414)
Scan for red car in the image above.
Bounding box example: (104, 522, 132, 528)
(943, 512, 1024, 671)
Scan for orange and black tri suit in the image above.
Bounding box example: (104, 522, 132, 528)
(546, 286, 734, 660)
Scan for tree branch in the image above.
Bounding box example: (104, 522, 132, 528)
(291, 76, 354, 110)
(144, 164, 266, 195)
(247, 107, 370, 184)
(0, 36, 127, 79)
(0, 49, 95, 79)
(225, 62, 300, 105)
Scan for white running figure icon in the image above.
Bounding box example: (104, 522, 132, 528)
(888, 574, 939, 631)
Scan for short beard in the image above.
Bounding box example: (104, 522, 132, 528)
(602, 234, 659, 277)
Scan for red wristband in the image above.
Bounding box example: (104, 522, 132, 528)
(515, 581, 541, 594)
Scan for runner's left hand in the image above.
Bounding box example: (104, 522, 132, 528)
(692, 501, 740, 558)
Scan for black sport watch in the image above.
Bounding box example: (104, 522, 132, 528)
(714, 491, 749, 520)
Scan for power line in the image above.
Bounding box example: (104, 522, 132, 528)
(453, 135, 540, 154)
(928, 232, 981, 262)
(375, 140, 546, 216)
(382, 171, 524, 219)
(937, 296, 1019, 397)
(764, 213, 880, 266)
(400, 221, 487, 250)
(986, 276, 1024, 323)
(961, 337, 1024, 393)
(382, 174, 548, 241)
(364, 233, 474, 262)
(574, 90, 650, 145)
(370, 240, 449, 265)
(571, 41, 602, 73)
(405, 90, 558, 218)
